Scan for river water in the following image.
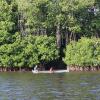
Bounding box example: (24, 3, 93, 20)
(0, 72, 100, 100)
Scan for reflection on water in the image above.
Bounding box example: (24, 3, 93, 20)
(0, 72, 100, 100)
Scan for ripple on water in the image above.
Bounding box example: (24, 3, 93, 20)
(0, 72, 100, 100)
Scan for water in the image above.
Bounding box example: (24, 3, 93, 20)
(0, 72, 100, 100)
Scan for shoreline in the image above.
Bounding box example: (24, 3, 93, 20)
(0, 66, 100, 72)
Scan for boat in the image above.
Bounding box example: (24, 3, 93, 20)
(32, 69, 69, 74)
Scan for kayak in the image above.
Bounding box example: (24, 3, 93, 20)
(32, 69, 69, 74)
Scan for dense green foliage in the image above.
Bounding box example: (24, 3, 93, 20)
(0, 33, 59, 68)
(0, 0, 100, 70)
(64, 38, 100, 67)
(4, 0, 99, 42)
(14, 0, 100, 47)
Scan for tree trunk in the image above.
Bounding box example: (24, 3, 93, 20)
(70, 32, 73, 42)
(18, 11, 25, 36)
(56, 23, 61, 48)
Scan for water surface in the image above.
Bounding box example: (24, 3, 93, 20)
(0, 72, 100, 100)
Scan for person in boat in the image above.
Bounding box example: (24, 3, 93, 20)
(34, 65, 39, 72)
(50, 67, 54, 73)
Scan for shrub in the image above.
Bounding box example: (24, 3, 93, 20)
(0, 33, 59, 68)
(64, 37, 100, 67)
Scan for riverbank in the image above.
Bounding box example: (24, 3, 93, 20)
(0, 67, 32, 72)
(69, 66, 100, 72)
(0, 66, 100, 72)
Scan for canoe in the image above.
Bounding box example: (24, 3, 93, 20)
(32, 69, 69, 74)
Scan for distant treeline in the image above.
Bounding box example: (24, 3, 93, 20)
(0, 0, 100, 71)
